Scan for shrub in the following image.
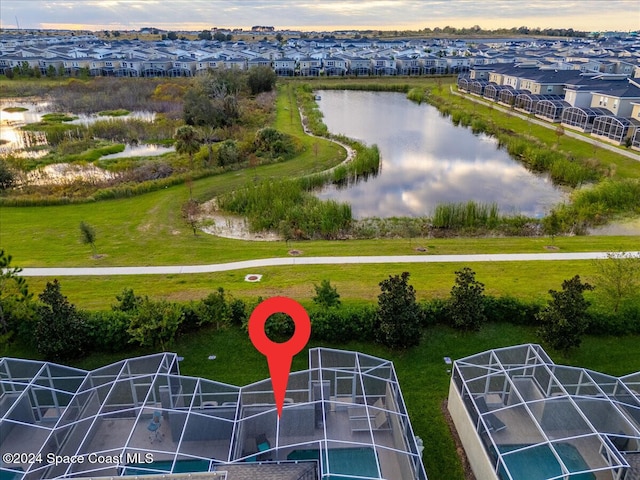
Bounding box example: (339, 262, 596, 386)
(483, 296, 540, 325)
(263, 312, 295, 342)
(310, 305, 376, 343)
(128, 297, 184, 350)
(447, 267, 486, 331)
(313, 279, 341, 308)
(254, 127, 296, 159)
(375, 272, 423, 349)
(420, 298, 449, 326)
(229, 298, 247, 326)
(536, 275, 594, 352)
(34, 280, 90, 361)
(86, 310, 131, 352)
(197, 288, 232, 329)
(217, 139, 240, 166)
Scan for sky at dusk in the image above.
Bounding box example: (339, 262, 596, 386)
(0, 0, 638, 32)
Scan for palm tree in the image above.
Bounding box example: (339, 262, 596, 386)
(174, 125, 201, 170)
(174, 125, 201, 199)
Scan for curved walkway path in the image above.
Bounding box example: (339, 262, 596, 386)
(20, 252, 640, 276)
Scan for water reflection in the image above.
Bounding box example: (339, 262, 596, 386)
(101, 143, 174, 159)
(0, 101, 155, 153)
(316, 90, 566, 218)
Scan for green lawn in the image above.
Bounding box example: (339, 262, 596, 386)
(20, 258, 624, 311)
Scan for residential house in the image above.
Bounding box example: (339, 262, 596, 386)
(0, 349, 428, 480)
(248, 57, 272, 69)
(589, 81, 640, 117)
(323, 57, 347, 76)
(343, 56, 370, 76)
(371, 57, 396, 76)
(298, 57, 321, 76)
(395, 55, 422, 75)
(448, 344, 640, 480)
(273, 57, 295, 76)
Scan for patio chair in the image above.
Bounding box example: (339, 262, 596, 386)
(148, 410, 164, 443)
(475, 396, 506, 433)
(255, 433, 271, 460)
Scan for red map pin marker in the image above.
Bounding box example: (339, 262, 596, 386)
(248, 296, 311, 418)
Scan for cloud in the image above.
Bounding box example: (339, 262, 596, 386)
(1, 0, 637, 30)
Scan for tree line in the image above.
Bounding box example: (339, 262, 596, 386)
(2, 250, 639, 362)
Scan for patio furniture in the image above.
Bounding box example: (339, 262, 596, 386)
(148, 410, 164, 443)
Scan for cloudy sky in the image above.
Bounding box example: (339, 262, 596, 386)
(1, 0, 637, 32)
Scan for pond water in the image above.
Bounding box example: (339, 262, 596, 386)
(315, 90, 567, 218)
(100, 143, 174, 159)
(0, 100, 155, 153)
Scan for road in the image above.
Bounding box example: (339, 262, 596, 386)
(19, 252, 640, 277)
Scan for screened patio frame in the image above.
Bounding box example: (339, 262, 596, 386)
(561, 107, 612, 132)
(591, 115, 639, 144)
(514, 94, 563, 114)
(0, 349, 427, 480)
(483, 84, 514, 102)
(457, 76, 470, 92)
(451, 344, 640, 480)
(534, 99, 571, 122)
(469, 79, 489, 96)
(498, 88, 526, 107)
(632, 128, 640, 150)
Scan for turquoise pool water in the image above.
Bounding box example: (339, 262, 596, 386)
(123, 459, 212, 475)
(288, 447, 379, 479)
(498, 443, 595, 480)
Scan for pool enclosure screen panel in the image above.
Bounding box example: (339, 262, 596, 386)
(0, 349, 427, 480)
(451, 344, 640, 480)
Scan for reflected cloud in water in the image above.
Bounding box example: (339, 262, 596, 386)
(316, 90, 566, 218)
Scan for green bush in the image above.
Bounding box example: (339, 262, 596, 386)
(586, 303, 640, 335)
(34, 280, 90, 361)
(86, 310, 131, 352)
(310, 305, 377, 343)
(420, 298, 449, 326)
(483, 296, 540, 325)
(375, 272, 423, 349)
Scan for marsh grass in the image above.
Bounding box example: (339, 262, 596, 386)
(432, 201, 500, 229)
(97, 109, 130, 116)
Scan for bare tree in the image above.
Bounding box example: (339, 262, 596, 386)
(181, 199, 202, 236)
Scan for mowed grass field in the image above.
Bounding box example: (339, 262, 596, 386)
(15, 257, 635, 310)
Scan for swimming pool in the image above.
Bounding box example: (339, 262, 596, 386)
(288, 447, 379, 479)
(498, 443, 595, 480)
(122, 459, 213, 476)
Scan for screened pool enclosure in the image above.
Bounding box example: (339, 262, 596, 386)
(449, 344, 640, 480)
(0, 348, 427, 480)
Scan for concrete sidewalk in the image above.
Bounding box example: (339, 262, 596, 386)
(20, 252, 640, 276)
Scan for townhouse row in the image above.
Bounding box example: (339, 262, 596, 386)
(457, 65, 640, 148)
(0, 54, 462, 78)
